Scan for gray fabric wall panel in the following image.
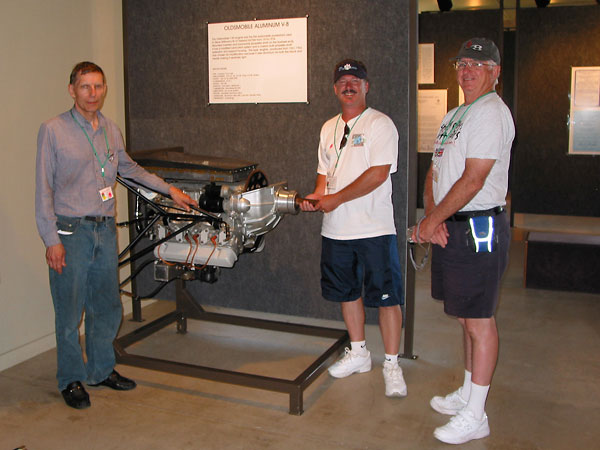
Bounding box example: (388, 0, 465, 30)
(513, 6, 600, 217)
(123, 0, 412, 321)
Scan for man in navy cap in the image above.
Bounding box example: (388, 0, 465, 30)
(413, 38, 514, 444)
(300, 59, 406, 398)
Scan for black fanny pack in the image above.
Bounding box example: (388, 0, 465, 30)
(447, 207, 504, 253)
(467, 215, 496, 252)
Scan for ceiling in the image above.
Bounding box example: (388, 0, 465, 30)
(419, 0, 597, 12)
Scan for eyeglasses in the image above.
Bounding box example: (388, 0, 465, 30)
(453, 61, 496, 71)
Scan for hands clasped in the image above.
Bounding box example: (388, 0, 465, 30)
(410, 216, 449, 248)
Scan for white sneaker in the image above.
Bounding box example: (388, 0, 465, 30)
(328, 347, 371, 378)
(382, 361, 407, 397)
(433, 409, 490, 445)
(430, 387, 468, 415)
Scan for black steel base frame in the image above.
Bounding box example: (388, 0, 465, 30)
(114, 279, 349, 415)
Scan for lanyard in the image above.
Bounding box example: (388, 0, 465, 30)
(70, 109, 111, 178)
(332, 107, 368, 176)
(438, 91, 495, 147)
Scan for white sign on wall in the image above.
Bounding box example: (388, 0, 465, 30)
(418, 43, 434, 85)
(208, 17, 308, 104)
(418, 89, 447, 153)
(569, 67, 600, 155)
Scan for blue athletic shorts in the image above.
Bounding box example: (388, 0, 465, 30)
(320, 235, 404, 307)
(431, 211, 510, 318)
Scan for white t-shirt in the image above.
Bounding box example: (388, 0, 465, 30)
(317, 107, 399, 240)
(431, 92, 515, 211)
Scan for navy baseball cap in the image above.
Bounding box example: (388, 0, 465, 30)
(452, 38, 500, 65)
(333, 59, 368, 83)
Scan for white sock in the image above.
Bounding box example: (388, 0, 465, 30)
(384, 353, 398, 365)
(350, 340, 368, 355)
(460, 370, 472, 401)
(466, 382, 490, 420)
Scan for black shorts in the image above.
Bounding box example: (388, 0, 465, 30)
(431, 211, 510, 318)
(320, 235, 404, 307)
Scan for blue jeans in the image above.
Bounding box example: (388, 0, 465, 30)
(50, 215, 122, 390)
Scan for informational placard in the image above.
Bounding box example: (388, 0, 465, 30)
(569, 67, 600, 155)
(418, 89, 447, 153)
(208, 17, 308, 104)
(418, 43, 435, 85)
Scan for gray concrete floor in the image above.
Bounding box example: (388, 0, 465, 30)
(1, 238, 599, 449)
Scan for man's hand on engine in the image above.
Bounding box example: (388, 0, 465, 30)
(300, 193, 322, 212)
(169, 186, 198, 212)
(300, 192, 342, 213)
(315, 193, 342, 213)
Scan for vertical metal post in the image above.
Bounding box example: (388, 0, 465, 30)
(289, 386, 303, 416)
(132, 296, 143, 322)
(401, 0, 419, 360)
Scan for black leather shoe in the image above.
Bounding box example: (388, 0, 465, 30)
(88, 370, 136, 390)
(61, 381, 90, 409)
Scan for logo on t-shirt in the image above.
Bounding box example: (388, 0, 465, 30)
(435, 121, 464, 147)
(352, 134, 365, 146)
(433, 120, 464, 160)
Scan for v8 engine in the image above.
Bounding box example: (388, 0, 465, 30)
(124, 148, 301, 284)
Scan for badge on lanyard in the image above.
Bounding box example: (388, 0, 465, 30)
(99, 186, 114, 202)
(432, 166, 439, 183)
(326, 175, 337, 193)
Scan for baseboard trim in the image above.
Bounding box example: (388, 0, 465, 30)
(0, 333, 56, 372)
(0, 298, 158, 372)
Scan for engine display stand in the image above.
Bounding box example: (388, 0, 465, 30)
(114, 279, 349, 415)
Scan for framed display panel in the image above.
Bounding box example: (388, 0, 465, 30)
(569, 67, 600, 155)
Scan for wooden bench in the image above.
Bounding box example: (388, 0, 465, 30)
(525, 231, 600, 294)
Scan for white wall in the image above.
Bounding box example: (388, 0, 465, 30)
(0, 0, 126, 371)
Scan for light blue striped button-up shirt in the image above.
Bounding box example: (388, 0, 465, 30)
(35, 107, 171, 247)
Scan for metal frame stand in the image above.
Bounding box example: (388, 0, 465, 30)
(114, 279, 349, 415)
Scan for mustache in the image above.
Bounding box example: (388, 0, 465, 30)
(342, 89, 357, 95)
